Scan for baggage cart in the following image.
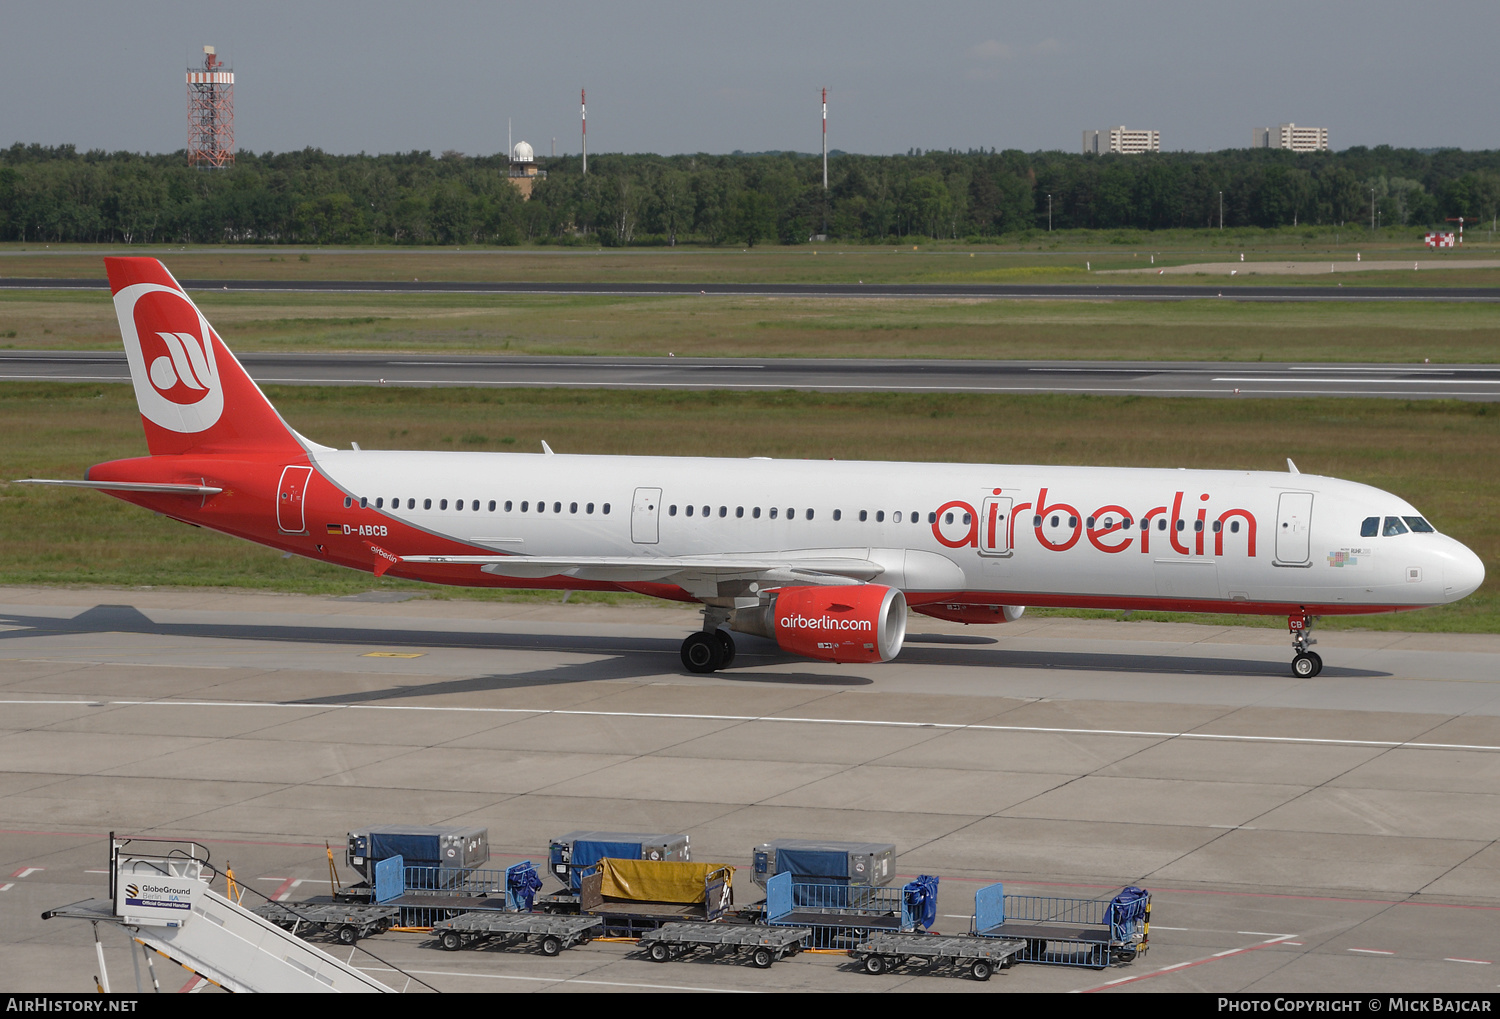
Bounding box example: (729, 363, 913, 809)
(251, 900, 399, 945)
(430, 912, 602, 955)
(751, 839, 895, 889)
(550, 831, 690, 892)
(763, 871, 939, 949)
(579, 858, 733, 937)
(637, 921, 810, 969)
(850, 931, 1026, 981)
(972, 883, 1150, 969)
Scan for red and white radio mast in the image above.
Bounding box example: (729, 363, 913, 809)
(186, 45, 234, 169)
(581, 88, 587, 175)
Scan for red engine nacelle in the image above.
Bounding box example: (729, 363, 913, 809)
(763, 585, 908, 664)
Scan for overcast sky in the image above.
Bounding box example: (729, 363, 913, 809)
(3, 1, 1496, 157)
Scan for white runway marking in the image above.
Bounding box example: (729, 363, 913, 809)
(2, 698, 1497, 752)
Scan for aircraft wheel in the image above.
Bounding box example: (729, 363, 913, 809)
(1292, 652, 1318, 678)
(970, 959, 993, 981)
(713, 629, 737, 669)
(681, 632, 723, 673)
(752, 946, 774, 969)
(1307, 651, 1323, 676)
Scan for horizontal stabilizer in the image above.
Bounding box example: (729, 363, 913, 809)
(15, 478, 223, 496)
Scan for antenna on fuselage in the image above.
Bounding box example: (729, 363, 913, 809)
(1286, 458, 1300, 474)
(541, 440, 555, 455)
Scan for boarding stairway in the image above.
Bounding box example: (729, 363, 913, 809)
(43, 836, 391, 993)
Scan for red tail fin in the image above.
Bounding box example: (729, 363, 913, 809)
(105, 258, 304, 457)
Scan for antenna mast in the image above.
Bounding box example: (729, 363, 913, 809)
(581, 88, 587, 175)
(822, 87, 828, 190)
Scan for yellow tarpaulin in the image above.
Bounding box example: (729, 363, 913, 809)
(598, 858, 733, 904)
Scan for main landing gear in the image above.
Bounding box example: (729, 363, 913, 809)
(1288, 612, 1322, 677)
(681, 606, 737, 674)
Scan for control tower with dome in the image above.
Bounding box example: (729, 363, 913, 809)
(506, 140, 546, 199)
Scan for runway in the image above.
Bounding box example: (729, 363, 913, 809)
(2, 587, 1497, 993)
(7, 350, 1500, 400)
(4, 276, 1500, 302)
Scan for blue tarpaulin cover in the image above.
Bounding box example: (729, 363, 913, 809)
(507, 863, 543, 911)
(775, 847, 848, 882)
(369, 833, 441, 867)
(569, 840, 645, 889)
(903, 875, 939, 930)
(1109, 887, 1150, 932)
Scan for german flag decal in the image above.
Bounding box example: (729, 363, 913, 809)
(326, 523, 343, 535)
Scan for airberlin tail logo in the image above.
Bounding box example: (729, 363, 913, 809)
(115, 282, 224, 433)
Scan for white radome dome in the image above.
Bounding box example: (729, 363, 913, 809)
(512, 141, 534, 162)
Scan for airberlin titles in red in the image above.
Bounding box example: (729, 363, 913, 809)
(933, 488, 1258, 557)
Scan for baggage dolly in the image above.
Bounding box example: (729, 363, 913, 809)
(637, 922, 812, 969)
(430, 912, 603, 955)
(251, 900, 400, 945)
(850, 932, 1026, 981)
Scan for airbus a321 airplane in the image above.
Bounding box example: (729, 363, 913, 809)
(22, 258, 1486, 678)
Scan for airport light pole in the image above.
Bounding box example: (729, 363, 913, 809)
(1371, 188, 1376, 231)
(1047, 194, 1052, 232)
(1218, 191, 1223, 230)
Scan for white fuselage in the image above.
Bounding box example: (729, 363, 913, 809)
(309, 449, 1485, 615)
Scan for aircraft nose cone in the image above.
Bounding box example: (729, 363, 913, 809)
(1445, 543, 1486, 600)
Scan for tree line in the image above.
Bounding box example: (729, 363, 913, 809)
(3, 142, 1499, 247)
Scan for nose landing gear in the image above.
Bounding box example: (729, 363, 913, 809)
(1288, 612, 1322, 677)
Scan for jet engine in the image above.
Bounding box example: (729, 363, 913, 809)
(731, 584, 908, 664)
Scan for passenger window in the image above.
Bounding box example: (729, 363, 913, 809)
(770, 507, 778, 519)
(1140, 519, 1149, 530)
(1404, 516, 1435, 533)
(1050, 515, 1059, 527)
(670, 505, 678, 516)
(360, 496, 368, 509)
(473, 500, 480, 511)
(602, 503, 610, 514)
(859, 510, 868, 522)
(736, 507, 744, 518)
(407, 499, 415, 510)
(554, 502, 562, 513)
(1034, 515, 1042, 527)
(753, 507, 761, 519)
(424, 498, 432, 510)
(876, 511, 885, 522)
(964, 513, 973, 525)
(1123, 518, 1131, 528)
(1158, 519, 1167, 531)
(896, 511, 905, 523)
(703, 506, 710, 517)
(343, 496, 352, 508)
(1384, 516, 1408, 536)
(944, 512, 953, 524)
(720, 507, 727, 518)
(520, 501, 528, 511)
(833, 509, 841, 521)
(375, 498, 383, 509)
(537, 501, 545, 513)
(570, 502, 578, 514)
(456, 500, 463, 512)
(505, 500, 513, 511)
(440, 499, 448, 510)
(1067, 516, 1077, 528)
(806, 508, 814, 520)
(786, 508, 794, 519)
(1361, 516, 1379, 538)
(586, 503, 594, 514)
(1194, 520, 1203, 532)
(1231, 520, 1240, 533)
(1087, 517, 1096, 528)
(685, 505, 694, 517)
(1175, 520, 1184, 531)
(488, 500, 496, 512)
(1212, 521, 1221, 533)
(928, 512, 936, 524)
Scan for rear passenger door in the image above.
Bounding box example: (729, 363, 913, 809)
(631, 487, 661, 544)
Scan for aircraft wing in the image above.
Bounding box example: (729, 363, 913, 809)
(397, 552, 884, 590)
(14, 479, 224, 496)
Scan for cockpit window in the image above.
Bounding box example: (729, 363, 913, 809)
(1360, 516, 1379, 538)
(1403, 516, 1435, 533)
(1383, 516, 1409, 536)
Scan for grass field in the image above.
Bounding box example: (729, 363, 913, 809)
(4, 229, 1500, 287)
(2, 383, 1494, 631)
(5, 287, 1500, 363)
